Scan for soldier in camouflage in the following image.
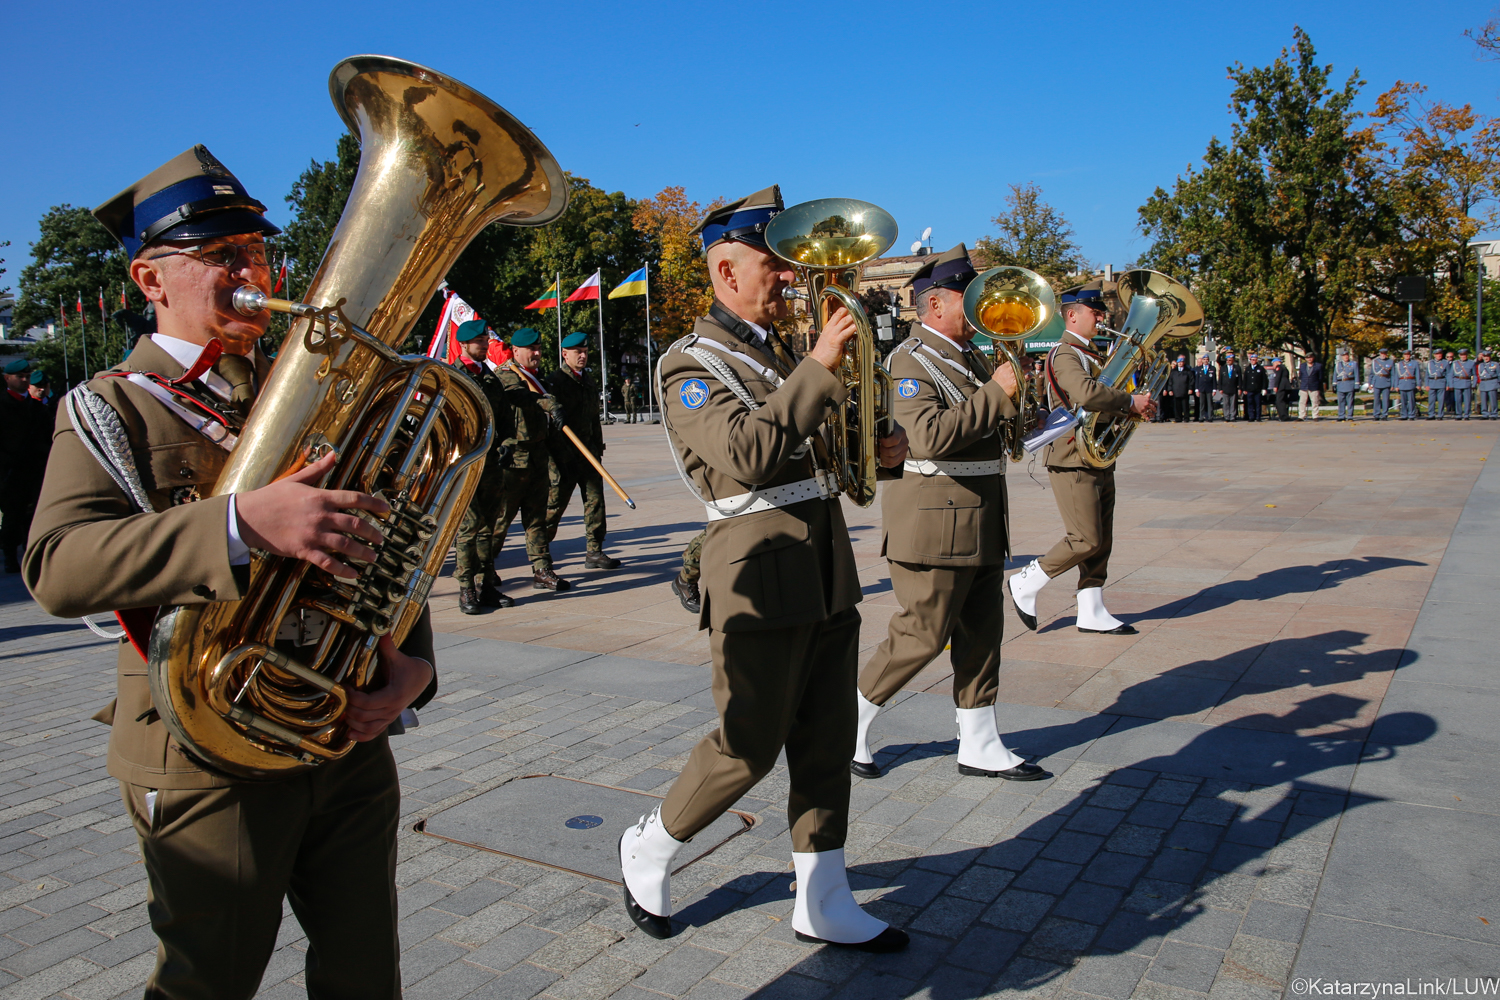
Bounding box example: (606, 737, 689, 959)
(492, 327, 571, 592)
(451, 321, 515, 613)
(673, 530, 704, 613)
(544, 331, 620, 569)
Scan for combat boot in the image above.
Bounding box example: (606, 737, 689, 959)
(478, 581, 513, 609)
(584, 551, 621, 569)
(532, 568, 571, 591)
(458, 587, 482, 615)
(671, 575, 700, 614)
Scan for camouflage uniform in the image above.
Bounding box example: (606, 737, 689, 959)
(491, 363, 560, 573)
(543, 365, 608, 554)
(680, 530, 705, 586)
(452, 359, 511, 591)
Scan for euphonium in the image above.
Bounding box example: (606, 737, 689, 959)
(764, 199, 898, 507)
(146, 55, 567, 779)
(962, 266, 1063, 462)
(1076, 269, 1203, 469)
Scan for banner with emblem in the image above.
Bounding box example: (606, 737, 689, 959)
(426, 285, 480, 364)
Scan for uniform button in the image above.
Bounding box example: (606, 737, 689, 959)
(179, 467, 192, 478)
(946, 499, 954, 506)
(191, 584, 214, 599)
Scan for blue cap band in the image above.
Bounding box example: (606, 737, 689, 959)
(913, 258, 977, 297)
(701, 206, 779, 250)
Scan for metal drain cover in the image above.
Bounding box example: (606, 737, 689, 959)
(418, 774, 754, 883)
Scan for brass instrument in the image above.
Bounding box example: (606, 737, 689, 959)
(764, 198, 898, 507)
(147, 55, 567, 779)
(962, 266, 1063, 461)
(501, 360, 637, 509)
(1076, 269, 1203, 469)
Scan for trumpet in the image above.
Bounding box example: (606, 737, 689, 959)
(962, 266, 1063, 461)
(764, 198, 898, 507)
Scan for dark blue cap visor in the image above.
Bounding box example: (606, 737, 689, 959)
(701, 207, 779, 250)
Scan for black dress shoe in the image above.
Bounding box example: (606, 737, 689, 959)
(1077, 623, 1138, 635)
(671, 576, 701, 614)
(458, 587, 482, 615)
(532, 568, 571, 591)
(478, 583, 514, 609)
(1015, 606, 1037, 631)
(619, 834, 673, 940)
(585, 551, 622, 569)
(795, 926, 908, 952)
(958, 761, 1051, 781)
(850, 760, 882, 779)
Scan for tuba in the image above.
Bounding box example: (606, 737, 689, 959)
(1076, 269, 1203, 469)
(962, 266, 1063, 462)
(146, 55, 567, 779)
(764, 199, 898, 507)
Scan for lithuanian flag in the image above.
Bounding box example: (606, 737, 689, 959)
(608, 267, 649, 299)
(524, 279, 561, 310)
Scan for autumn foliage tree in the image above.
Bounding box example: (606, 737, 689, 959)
(631, 186, 724, 345)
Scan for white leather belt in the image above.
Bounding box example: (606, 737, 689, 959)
(705, 477, 830, 521)
(903, 458, 1002, 477)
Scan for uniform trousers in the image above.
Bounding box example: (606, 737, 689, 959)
(544, 459, 607, 554)
(492, 461, 554, 572)
(454, 468, 506, 590)
(123, 738, 400, 1000)
(1373, 387, 1391, 419)
(1399, 389, 1417, 419)
(1336, 390, 1355, 420)
(1483, 389, 1499, 419)
(680, 530, 706, 586)
(660, 607, 859, 854)
(1427, 390, 1443, 419)
(1038, 467, 1115, 590)
(0, 472, 41, 561)
(1244, 393, 1261, 421)
(1274, 391, 1291, 421)
(859, 562, 1003, 710)
(1299, 390, 1320, 419)
(1197, 393, 1214, 421)
(1222, 395, 1237, 421)
(1456, 387, 1473, 418)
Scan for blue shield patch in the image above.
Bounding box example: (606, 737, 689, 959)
(680, 378, 710, 410)
(897, 378, 920, 398)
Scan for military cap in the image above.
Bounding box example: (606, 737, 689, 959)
(905, 244, 977, 298)
(1459, 347, 1470, 355)
(28, 370, 48, 385)
(1378, 346, 1390, 353)
(93, 145, 280, 258)
(561, 331, 589, 350)
(1059, 277, 1107, 311)
(510, 327, 541, 348)
(692, 185, 784, 252)
(3, 359, 30, 375)
(455, 319, 488, 343)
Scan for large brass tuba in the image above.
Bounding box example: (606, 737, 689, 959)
(146, 55, 567, 779)
(1076, 269, 1203, 469)
(962, 266, 1063, 462)
(764, 199, 898, 507)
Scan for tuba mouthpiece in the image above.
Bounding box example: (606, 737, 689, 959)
(233, 286, 269, 316)
(782, 287, 809, 302)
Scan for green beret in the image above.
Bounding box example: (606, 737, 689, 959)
(510, 327, 541, 348)
(455, 319, 488, 343)
(3, 359, 30, 375)
(561, 331, 588, 350)
(29, 370, 48, 385)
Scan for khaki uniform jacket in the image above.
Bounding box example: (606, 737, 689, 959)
(660, 305, 860, 633)
(495, 364, 558, 469)
(1042, 333, 1134, 469)
(24, 336, 436, 790)
(882, 329, 1016, 566)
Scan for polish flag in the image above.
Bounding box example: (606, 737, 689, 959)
(564, 272, 602, 302)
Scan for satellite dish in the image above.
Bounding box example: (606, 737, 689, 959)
(910, 241, 922, 254)
(921, 226, 933, 241)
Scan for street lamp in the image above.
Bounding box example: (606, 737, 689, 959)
(1468, 239, 1493, 355)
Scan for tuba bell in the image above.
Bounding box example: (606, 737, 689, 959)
(962, 266, 1063, 462)
(764, 198, 898, 507)
(146, 55, 567, 779)
(1076, 269, 1202, 469)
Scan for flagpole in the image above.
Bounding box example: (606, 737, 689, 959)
(555, 270, 563, 368)
(58, 296, 69, 388)
(644, 262, 654, 422)
(596, 268, 609, 422)
(98, 288, 108, 370)
(80, 297, 90, 380)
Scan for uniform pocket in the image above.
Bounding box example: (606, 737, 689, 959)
(726, 513, 812, 620)
(914, 487, 983, 559)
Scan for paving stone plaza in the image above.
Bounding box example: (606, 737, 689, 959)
(0, 418, 1495, 999)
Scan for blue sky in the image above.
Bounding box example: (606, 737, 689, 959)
(2, 0, 1496, 286)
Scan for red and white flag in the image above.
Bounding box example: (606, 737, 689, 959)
(120, 283, 128, 307)
(564, 272, 602, 303)
(426, 287, 480, 364)
(273, 254, 288, 293)
(76, 292, 83, 315)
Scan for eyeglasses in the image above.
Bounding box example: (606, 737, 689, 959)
(147, 242, 271, 268)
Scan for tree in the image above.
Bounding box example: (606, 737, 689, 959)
(973, 182, 1090, 283)
(1363, 82, 1500, 344)
(273, 132, 361, 349)
(631, 186, 724, 345)
(12, 206, 138, 386)
(1467, 11, 1500, 60)
(1137, 28, 1392, 362)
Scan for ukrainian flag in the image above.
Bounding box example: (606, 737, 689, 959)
(608, 266, 649, 299)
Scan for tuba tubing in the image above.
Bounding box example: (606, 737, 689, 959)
(146, 55, 567, 779)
